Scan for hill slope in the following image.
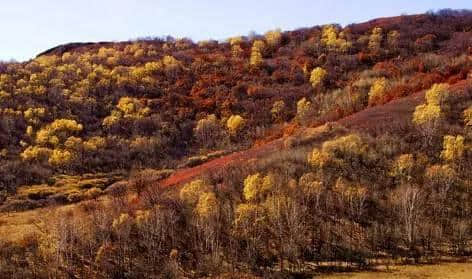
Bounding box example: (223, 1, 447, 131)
(0, 10, 472, 278)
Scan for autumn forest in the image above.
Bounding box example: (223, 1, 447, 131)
(0, 9, 472, 278)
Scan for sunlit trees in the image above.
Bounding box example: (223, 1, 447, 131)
(35, 119, 83, 145)
(387, 30, 400, 50)
(264, 29, 282, 47)
(440, 135, 465, 162)
(194, 114, 223, 148)
(48, 149, 74, 166)
(309, 67, 327, 90)
(271, 100, 286, 122)
(179, 179, 212, 207)
(226, 114, 245, 135)
(23, 107, 46, 125)
(298, 172, 323, 209)
(103, 97, 150, 127)
(20, 146, 52, 162)
(296, 97, 314, 125)
(195, 192, 219, 220)
(229, 36, 244, 58)
(308, 134, 370, 179)
(425, 164, 456, 190)
(463, 106, 472, 126)
(321, 25, 352, 52)
(389, 154, 415, 184)
(243, 173, 275, 202)
(20, 118, 84, 168)
(368, 27, 383, 53)
(392, 185, 425, 258)
(250, 40, 265, 67)
(368, 77, 388, 106)
(413, 83, 449, 145)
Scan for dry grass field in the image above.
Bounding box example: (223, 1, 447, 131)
(318, 262, 472, 279)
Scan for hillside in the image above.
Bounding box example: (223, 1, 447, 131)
(0, 9, 472, 278)
(158, 79, 470, 188)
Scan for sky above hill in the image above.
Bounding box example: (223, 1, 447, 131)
(0, 0, 471, 61)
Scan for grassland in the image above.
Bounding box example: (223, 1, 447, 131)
(318, 262, 472, 279)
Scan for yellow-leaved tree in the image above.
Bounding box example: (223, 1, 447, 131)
(389, 154, 415, 183)
(48, 149, 74, 166)
(103, 97, 150, 126)
(229, 36, 244, 58)
(368, 77, 388, 106)
(412, 83, 449, 145)
(463, 105, 472, 126)
(308, 134, 369, 177)
(179, 179, 212, 207)
(271, 100, 286, 122)
(296, 97, 313, 125)
(243, 173, 275, 202)
(387, 30, 400, 50)
(250, 40, 265, 67)
(309, 67, 327, 90)
(194, 114, 222, 147)
(368, 27, 383, 53)
(264, 29, 282, 48)
(321, 25, 352, 52)
(226, 114, 245, 135)
(440, 135, 465, 162)
(195, 192, 219, 220)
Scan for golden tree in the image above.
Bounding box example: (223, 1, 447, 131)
(387, 30, 400, 49)
(231, 44, 244, 58)
(271, 100, 286, 122)
(368, 27, 383, 52)
(412, 83, 449, 145)
(179, 179, 212, 206)
(321, 25, 351, 52)
(368, 77, 388, 106)
(440, 135, 465, 162)
(463, 105, 472, 126)
(308, 134, 368, 174)
(249, 41, 264, 67)
(226, 115, 245, 135)
(321, 25, 339, 49)
(48, 149, 74, 166)
(412, 103, 441, 125)
(425, 83, 449, 106)
(264, 29, 282, 47)
(20, 146, 52, 162)
(195, 192, 219, 220)
(243, 173, 275, 202)
(390, 154, 415, 183)
(228, 36, 243, 46)
(194, 114, 221, 146)
(36, 119, 83, 146)
(309, 67, 327, 89)
(296, 97, 313, 124)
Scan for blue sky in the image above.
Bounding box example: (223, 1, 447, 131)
(0, 0, 471, 61)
